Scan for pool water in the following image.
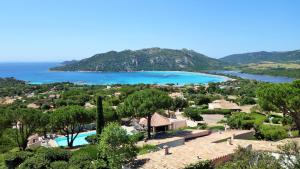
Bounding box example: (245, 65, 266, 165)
(55, 131, 96, 147)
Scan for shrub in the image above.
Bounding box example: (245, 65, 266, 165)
(138, 144, 159, 155)
(73, 145, 98, 160)
(69, 152, 94, 169)
(130, 132, 145, 142)
(272, 117, 281, 124)
(282, 116, 293, 125)
(183, 107, 203, 121)
(194, 94, 211, 105)
(227, 113, 255, 129)
(49, 161, 68, 169)
(256, 124, 288, 141)
(19, 155, 50, 169)
(208, 125, 225, 131)
(184, 160, 213, 169)
(5, 151, 33, 169)
(200, 109, 232, 115)
(85, 134, 98, 144)
(238, 96, 256, 105)
(36, 147, 70, 162)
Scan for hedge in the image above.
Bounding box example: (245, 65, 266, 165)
(256, 124, 288, 141)
(184, 160, 213, 169)
(199, 109, 232, 115)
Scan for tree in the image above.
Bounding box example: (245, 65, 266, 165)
(11, 108, 44, 150)
(257, 80, 300, 130)
(120, 89, 172, 139)
(0, 108, 12, 137)
(217, 146, 282, 169)
(96, 96, 105, 135)
(171, 97, 188, 111)
(50, 106, 94, 147)
(97, 122, 137, 169)
(278, 141, 300, 169)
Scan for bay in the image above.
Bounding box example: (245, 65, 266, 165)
(0, 62, 228, 85)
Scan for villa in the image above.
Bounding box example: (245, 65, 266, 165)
(208, 99, 241, 111)
(168, 92, 184, 99)
(139, 112, 187, 133)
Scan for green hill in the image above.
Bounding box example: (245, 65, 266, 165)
(51, 48, 223, 72)
(220, 50, 300, 65)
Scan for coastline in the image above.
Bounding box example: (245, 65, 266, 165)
(48, 69, 233, 82)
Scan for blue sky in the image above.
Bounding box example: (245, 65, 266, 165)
(0, 0, 299, 62)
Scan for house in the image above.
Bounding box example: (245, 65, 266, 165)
(27, 103, 40, 109)
(139, 112, 187, 133)
(208, 99, 241, 111)
(27, 134, 42, 148)
(169, 92, 184, 99)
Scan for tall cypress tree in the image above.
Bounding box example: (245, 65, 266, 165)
(96, 96, 105, 135)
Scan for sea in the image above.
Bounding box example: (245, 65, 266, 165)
(0, 62, 228, 85)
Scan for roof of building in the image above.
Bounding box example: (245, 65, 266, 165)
(139, 112, 171, 127)
(209, 99, 240, 110)
(27, 103, 40, 109)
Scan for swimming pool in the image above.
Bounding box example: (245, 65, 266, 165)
(55, 131, 96, 147)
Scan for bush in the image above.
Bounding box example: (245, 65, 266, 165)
(5, 151, 33, 169)
(69, 152, 94, 169)
(138, 144, 158, 155)
(49, 161, 68, 169)
(282, 116, 293, 125)
(130, 132, 145, 142)
(184, 160, 213, 169)
(36, 147, 70, 162)
(183, 107, 203, 121)
(200, 109, 232, 115)
(227, 113, 256, 129)
(85, 134, 98, 144)
(72, 145, 98, 160)
(208, 125, 225, 131)
(19, 155, 50, 169)
(238, 96, 256, 105)
(272, 117, 281, 124)
(256, 124, 288, 141)
(194, 94, 211, 105)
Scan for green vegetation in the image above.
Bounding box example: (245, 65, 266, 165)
(255, 124, 288, 141)
(257, 80, 300, 131)
(51, 48, 223, 72)
(2, 76, 300, 168)
(183, 107, 203, 121)
(220, 50, 300, 78)
(242, 68, 300, 78)
(50, 106, 94, 147)
(137, 144, 158, 155)
(217, 146, 282, 169)
(184, 160, 213, 169)
(3, 123, 137, 169)
(221, 50, 300, 65)
(97, 122, 137, 169)
(119, 89, 172, 139)
(96, 96, 105, 135)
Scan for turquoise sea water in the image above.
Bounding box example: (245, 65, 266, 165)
(55, 131, 96, 146)
(0, 62, 227, 85)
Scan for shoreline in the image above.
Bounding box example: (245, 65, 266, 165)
(48, 69, 233, 82)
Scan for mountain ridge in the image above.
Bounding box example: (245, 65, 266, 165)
(51, 48, 223, 72)
(220, 50, 300, 65)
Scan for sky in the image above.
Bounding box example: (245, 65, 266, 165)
(0, 0, 300, 62)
